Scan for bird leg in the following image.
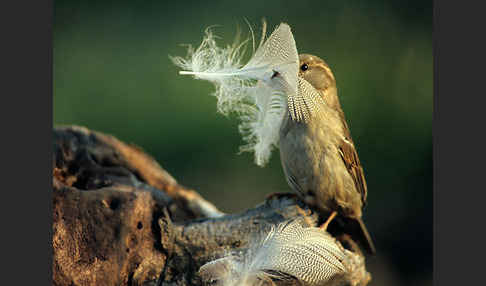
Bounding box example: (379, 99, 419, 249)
(320, 211, 337, 231)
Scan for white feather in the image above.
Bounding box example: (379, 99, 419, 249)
(171, 22, 299, 166)
(198, 220, 371, 286)
(238, 81, 287, 166)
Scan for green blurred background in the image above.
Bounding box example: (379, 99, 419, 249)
(54, 0, 432, 285)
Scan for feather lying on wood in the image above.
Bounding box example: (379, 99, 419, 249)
(171, 21, 299, 167)
(198, 219, 371, 286)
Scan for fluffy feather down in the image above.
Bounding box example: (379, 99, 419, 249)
(171, 22, 299, 166)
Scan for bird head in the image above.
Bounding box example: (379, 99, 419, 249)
(298, 54, 336, 92)
(298, 54, 342, 112)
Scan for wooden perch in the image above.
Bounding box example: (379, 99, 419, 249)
(52, 125, 370, 286)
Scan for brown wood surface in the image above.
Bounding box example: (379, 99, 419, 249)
(52, 125, 368, 286)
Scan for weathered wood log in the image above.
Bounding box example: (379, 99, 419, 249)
(52, 125, 370, 286)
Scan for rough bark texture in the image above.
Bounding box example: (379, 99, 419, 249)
(52, 125, 368, 286)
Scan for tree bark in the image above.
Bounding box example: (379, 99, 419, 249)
(52, 125, 369, 286)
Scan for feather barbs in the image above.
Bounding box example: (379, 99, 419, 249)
(171, 22, 299, 166)
(198, 219, 369, 286)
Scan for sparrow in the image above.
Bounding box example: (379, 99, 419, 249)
(278, 54, 376, 254)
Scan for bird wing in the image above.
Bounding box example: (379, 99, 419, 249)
(338, 134, 368, 205)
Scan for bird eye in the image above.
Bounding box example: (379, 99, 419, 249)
(300, 63, 308, 71)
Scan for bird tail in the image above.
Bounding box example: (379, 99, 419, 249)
(338, 217, 376, 255)
(354, 217, 376, 255)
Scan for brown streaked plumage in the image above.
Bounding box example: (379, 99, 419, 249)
(279, 54, 375, 254)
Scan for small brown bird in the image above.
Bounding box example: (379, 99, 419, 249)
(278, 54, 376, 254)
